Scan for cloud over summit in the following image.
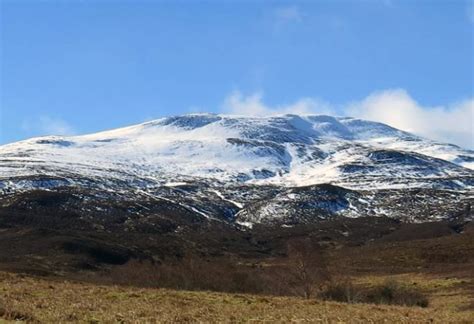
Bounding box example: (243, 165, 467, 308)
(21, 116, 76, 137)
(221, 89, 473, 149)
(347, 89, 473, 150)
(222, 91, 333, 117)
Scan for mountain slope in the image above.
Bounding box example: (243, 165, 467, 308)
(0, 114, 472, 225)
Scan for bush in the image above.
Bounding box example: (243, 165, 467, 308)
(102, 256, 286, 295)
(366, 280, 429, 308)
(101, 257, 429, 308)
(319, 280, 362, 304)
(320, 279, 429, 308)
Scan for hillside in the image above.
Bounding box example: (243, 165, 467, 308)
(0, 114, 473, 322)
(1, 271, 473, 323)
(0, 114, 472, 227)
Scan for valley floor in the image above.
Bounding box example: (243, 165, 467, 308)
(0, 271, 473, 323)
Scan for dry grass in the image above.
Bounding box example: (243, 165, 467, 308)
(0, 271, 473, 323)
(353, 273, 474, 315)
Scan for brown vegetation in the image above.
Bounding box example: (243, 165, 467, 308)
(285, 237, 331, 298)
(0, 202, 473, 322)
(320, 278, 429, 307)
(0, 271, 473, 323)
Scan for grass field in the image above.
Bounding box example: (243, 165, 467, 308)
(0, 271, 473, 323)
(0, 218, 472, 322)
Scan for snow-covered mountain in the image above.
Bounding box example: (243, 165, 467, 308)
(0, 114, 473, 226)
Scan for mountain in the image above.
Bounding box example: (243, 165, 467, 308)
(0, 113, 473, 227)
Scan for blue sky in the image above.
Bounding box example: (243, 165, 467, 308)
(1, 0, 473, 147)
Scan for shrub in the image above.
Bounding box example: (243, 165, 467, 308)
(366, 280, 429, 308)
(102, 256, 286, 295)
(320, 279, 429, 308)
(286, 238, 331, 298)
(319, 280, 362, 304)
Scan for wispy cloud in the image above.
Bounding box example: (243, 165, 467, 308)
(468, 1, 474, 23)
(273, 5, 303, 25)
(222, 91, 334, 116)
(220, 90, 474, 149)
(382, 0, 394, 7)
(21, 116, 76, 137)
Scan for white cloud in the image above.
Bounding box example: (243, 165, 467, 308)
(21, 116, 76, 137)
(222, 90, 334, 116)
(220, 89, 474, 149)
(274, 6, 303, 24)
(347, 89, 474, 149)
